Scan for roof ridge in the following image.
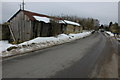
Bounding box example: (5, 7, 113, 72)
(22, 10, 63, 20)
(22, 10, 51, 18)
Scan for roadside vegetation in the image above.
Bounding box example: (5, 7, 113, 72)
(105, 22, 120, 42)
(54, 15, 99, 30)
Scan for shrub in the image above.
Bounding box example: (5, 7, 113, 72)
(22, 45, 27, 47)
(7, 46, 18, 51)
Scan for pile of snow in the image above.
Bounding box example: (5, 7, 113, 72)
(33, 16, 80, 26)
(64, 20, 80, 26)
(0, 41, 15, 54)
(59, 20, 65, 24)
(117, 37, 120, 42)
(19, 32, 91, 46)
(33, 16, 50, 23)
(69, 32, 90, 39)
(19, 37, 57, 46)
(1, 31, 92, 57)
(106, 31, 114, 36)
(117, 38, 120, 40)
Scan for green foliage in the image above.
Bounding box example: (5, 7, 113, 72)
(85, 19, 94, 30)
(109, 22, 113, 27)
(110, 22, 120, 34)
(104, 26, 109, 31)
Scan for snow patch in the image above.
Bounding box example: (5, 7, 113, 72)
(64, 20, 80, 26)
(59, 20, 80, 26)
(1, 31, 92, 57)
(117, 38, 120, 41)
(105, 31, 114, 37)
(0, 41, 15, 53)
(33, 16, 80, 26)
(59, 20, 65, 24)
(33, 16, 50, 23)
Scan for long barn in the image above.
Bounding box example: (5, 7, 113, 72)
(8, 9, 82, 42)
(8, 9, 53, 42)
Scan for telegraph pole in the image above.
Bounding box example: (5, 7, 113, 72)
(20, 4, 22, 10)
(21, 0, 25, 41)
(22, 0, 25, 10)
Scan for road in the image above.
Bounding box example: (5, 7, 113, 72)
(2, 32, 118, 78)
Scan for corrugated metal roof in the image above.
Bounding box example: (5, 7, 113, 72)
(23, 10, 51, 21)
(7, 9, 81, 26)
(8, 9, 62, 22)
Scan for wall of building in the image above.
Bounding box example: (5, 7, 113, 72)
(9, 11, 83, 42)
(32, 21, 41, 38)
(50, 20, 63, 36)
(0, 24, 10, 40)
(65, 25, 82, 34)
(65, 25, 75, 34)
(75, 26, 80, 33)
(10, 11, 32, 42)
(41, 22, 51, 37)
(79, 27, 83, 33)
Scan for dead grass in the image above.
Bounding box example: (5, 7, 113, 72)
(7, 46, 18, 51)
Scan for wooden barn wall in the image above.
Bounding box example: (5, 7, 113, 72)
(36, 22, 41, 37)
(66, 25, 75, 34)
(75, 26, 83, 33)
(64, 25, 83, 34)
(56, 24, 63, 35)
(75, 26, 80, 33)
(0, 25, 10, 40)
(61, 24, 67, 34)
(53, 23, 62, 36)
(60, 24, 65, 33)
(50, 21, 63, 36)
(10, 11, 32, 42)
(41, 22, 51, 37)
(79, 27, 83, 32)
(32, 21, 42, 38)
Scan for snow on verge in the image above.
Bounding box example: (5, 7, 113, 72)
(105, 31, 120, 42)
(1, 31, 92, 58)
(105, 31, 114, 37)
(0, 41, 16, 56)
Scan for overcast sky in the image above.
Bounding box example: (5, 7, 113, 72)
(2, 2, 118, 25)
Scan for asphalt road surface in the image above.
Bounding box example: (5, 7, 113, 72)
(2, 32, 117, 78)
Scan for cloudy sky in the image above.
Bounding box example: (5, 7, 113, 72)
(2, 1, 119, 25)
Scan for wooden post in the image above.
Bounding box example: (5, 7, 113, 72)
(22, 0, 25, 10)
(20, 4, 22, 10)
(8, 24, 16, 42)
